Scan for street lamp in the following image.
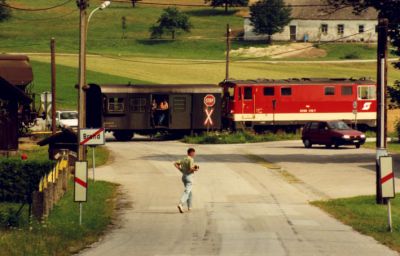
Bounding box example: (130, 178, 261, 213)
(76, 0, 111, 162)
(88, 1, 111, 25)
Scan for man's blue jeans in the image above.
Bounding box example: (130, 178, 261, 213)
(179, 174, 193, 208)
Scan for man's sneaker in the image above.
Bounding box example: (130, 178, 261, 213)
(177, 204, 184, 213)
(187, 207, 191, 212)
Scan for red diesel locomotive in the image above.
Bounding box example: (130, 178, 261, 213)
(220, 78, 376, 131)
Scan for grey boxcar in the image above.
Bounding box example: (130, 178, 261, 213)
(86, 84, 222, 141)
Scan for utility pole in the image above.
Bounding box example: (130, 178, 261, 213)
(77, 0, 89, 161)
(225, 24, 231, 81)
(50, 38, 57, 135)
(376, 18, 389, 205)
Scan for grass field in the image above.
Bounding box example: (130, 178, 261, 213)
(0, 1, 244, 59)
(313, 195, 400, 252)
(0, 180, 118, 256)
(12, 140, 110, 168)
(363, 141, 400, 154)
(29, 54, 400, 85)
(0, 0, 395, 61)
(30, 60, 147, 109)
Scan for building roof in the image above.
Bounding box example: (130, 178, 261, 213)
(93, 83, 221, 94)
(220, 77, 375, 86)
(37, 129, 77, 147)
(245, 0, 378, 20)
(0, 55, 33, 87)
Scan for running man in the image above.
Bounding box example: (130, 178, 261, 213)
(174, 148, 199, 213)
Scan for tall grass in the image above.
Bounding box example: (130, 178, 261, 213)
(182, 131, 301, 144)
(0, 181, 118, 256)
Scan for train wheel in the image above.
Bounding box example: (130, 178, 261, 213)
(113, 131, 134, 141)
(303, 139, 312, 148)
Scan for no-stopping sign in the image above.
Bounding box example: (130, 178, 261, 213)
(204, 94, 216, 107)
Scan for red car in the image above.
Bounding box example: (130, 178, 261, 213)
(302, 121, 366, 149)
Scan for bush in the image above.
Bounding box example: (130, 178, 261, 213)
(0, 159, 54, 203)
(0, 208, 20, 228)
(342, 52, 361, 60)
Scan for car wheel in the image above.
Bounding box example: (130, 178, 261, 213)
(355, 144, 361, 149)
(303, 139, 312, 148)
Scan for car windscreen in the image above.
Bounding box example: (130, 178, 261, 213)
(328, 121, 350, 130)
(60, 112, 78, 119)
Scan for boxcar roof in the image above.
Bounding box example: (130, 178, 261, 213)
(95, 84, 221, 94)
(221, 78, 375, 86)
(0, 54, 33, 87)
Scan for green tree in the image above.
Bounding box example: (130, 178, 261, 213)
(327, 1, 400, 103)
(0, 0, 11, 22)
(249, 0, 292, 42)
(150, 7, 192, 40)
(205, 0, 249, 13)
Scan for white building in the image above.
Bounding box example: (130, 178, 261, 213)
(244, 0, 378, 42)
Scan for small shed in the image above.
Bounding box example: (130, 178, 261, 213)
(37, 128, 78, 161)
(0, 55, 33, 154)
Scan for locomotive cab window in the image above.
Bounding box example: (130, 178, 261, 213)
(358, 86, 376, 100)
(108, 97, 125, 113)
(341, 86, 353, 96)
(244, 87, 253, 100)
(281, 87, 292, 96)
(263, 87, 274, 96)
(324, 87, 335, 96)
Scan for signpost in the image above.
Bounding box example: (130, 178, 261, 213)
(379, 156, 395, 232)
(203, 94, 216, 131)
(352, 101, 358, 129)
(74, 161, 88, 225)
(79, 128, 105, 182)
(40, 92, 52, 130)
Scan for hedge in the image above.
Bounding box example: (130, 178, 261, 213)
(0, 159, 54, 203)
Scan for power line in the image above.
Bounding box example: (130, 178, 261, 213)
(0, 0, 74, 11)
(11, 9, 76, 22)
(107, 0, 334, 8)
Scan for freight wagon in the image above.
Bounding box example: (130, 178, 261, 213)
(85, 84, 222, 141)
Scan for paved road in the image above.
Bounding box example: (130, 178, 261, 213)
(80, 140, 398, 256)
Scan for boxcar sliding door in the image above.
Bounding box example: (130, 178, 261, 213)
(169, 94, 192, 129)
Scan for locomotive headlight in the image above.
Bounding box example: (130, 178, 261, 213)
(360, 134, 366, 138)
(342, 135, 350, 139)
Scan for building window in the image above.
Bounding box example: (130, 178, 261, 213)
(244, 87, 253, 100)
(341, 86, 353, 96)
(130, 96, 147, 113)
(337, 24, 344, 35)
(324, 87, 335, 96)
(263, 87, 274, 96)
(108, 97, 124, 113)
(359, 25, 365, 33)
(281, 87, 292, 96)
(173, 96, 187, 112)
(321, 24, 328, 34)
